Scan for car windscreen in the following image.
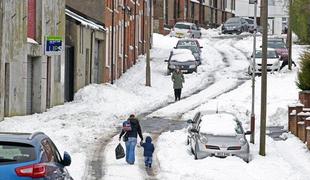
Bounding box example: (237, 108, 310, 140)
(175, 24, 191, 29)
(0, 142, 36, 165)
(255, 50, 278, 58)
(177, 46, 199, 53)
(268, 42, 286, 48)
(225, 18, 240, 24)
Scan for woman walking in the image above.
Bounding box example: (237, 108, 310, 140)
(171, 68, 185, 101)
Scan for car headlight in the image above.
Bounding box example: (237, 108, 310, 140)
(169, 64, 176, 69)
(189, 64, 196, 68)
(200, 136, 208, 144)
(239, 138, 246, 146)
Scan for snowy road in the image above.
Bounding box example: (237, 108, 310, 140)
(101, 32, 253, 179)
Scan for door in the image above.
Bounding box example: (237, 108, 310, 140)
(4, 63, 10, 117)
(65, 46, 74, 102)
(46, 57, 51, 108)
(92, 40, 100, 84)
(26, 57, 33, 114)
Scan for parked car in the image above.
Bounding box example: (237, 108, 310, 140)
(222, 17, 249, 34)
(187, 112, 250, 162)
(248, 48, 281, 74)
(175, 39, 203, 65)
(165, 49, 199, 74)
(268, 38, 288, 60)
(170, 22, 202, 38)
(0, 132, 73, 180)
(244, 18, 255, 33)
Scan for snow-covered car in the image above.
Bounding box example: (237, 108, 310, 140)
(187, 112, 250, 162)
(170, 22, 202, 38)
(175, 39, 203, 65)
(164, 49, 198, 74)
(248, 48, 281, 74)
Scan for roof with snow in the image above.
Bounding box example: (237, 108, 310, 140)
(65, 8, 106, 31)
(171, 49, 195, 62)
(199, 113, 239, 136)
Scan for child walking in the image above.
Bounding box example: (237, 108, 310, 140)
(140, 136, 155, 168)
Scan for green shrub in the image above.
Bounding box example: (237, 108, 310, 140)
(296, 51, 310, 90)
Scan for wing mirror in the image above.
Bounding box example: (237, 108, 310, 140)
(245, 131, 252, 135)
(200, 46, 203, 49)
(187, 119, 194, 124)
(190, 128, 199, 133)
(61, 151, 72, 166)
(164, 60, 169, 62)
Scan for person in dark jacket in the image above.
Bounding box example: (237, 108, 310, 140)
(140, 136, 155, 168)
(172, 68, 185, 101)
(119, 114, 143, 164)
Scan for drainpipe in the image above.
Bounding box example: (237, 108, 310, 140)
(134, 0, 137, 64)
(111, 0, 115, 84)
(123, 0, 127, 72)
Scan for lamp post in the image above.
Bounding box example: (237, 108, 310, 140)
(249, 0, 258, 144)
(259, 0, 268, 156)
(287, 0, 293, 70)
(146, 0, 151, 86)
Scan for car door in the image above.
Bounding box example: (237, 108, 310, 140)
(41, 139, 71, 180)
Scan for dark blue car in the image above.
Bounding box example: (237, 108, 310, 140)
(0, 132, 72, 180)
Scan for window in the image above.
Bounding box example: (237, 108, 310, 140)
(0, 142, 36, 165)
(40, 139, 61, 163)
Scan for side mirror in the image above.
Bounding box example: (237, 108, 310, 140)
(245, 131, 252, 135)
(62, 151, 71, 166)
(190, 128, 199, 133)
(164, 60, 169, 62)
(200, 46, 203, 49)
(187, 119, 194, 124)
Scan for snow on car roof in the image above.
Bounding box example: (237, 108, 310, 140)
(171, 49, 195, 62)
(199, 113, 238, 136)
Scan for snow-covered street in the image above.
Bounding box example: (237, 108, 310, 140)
(1, 29, 310, 180)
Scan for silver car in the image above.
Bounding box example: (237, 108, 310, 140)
(170, 22, 202, 38)
(187, 112, 250, 162)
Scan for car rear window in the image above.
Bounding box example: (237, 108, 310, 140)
(175, 24, 191, 29)
(0, 142, 36, 165)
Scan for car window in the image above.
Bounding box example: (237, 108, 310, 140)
(268, 42, 286, 48)
(235, 122, 244, 134)
(175, 23, 191, 29)
(41, 138, 61, 163)
(177, 46, 199, 53)
(226, 18, 240, 24)
(177, 41, 198, 47)
(49, 140, 62, 163)
(255, 50, 278, 58)
(245, 19, 254, 24)
(0, 142, 36, 165)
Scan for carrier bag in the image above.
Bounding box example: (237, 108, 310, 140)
(115, 143, 125, 159)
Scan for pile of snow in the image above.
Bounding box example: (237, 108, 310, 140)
(200, 114, 238, 136)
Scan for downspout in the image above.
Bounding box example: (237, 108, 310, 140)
(123, 0, 126, 72)
(111, 1, 114, 84)
(134, 0, 137, 64)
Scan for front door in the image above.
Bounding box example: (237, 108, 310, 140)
(64, 46, 74, 102)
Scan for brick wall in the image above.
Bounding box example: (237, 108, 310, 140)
(27, 0, 36, 39)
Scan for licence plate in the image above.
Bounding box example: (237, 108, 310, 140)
(216, 152, 228, 157)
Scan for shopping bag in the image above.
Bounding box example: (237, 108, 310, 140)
(115, 143, 125, 159)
